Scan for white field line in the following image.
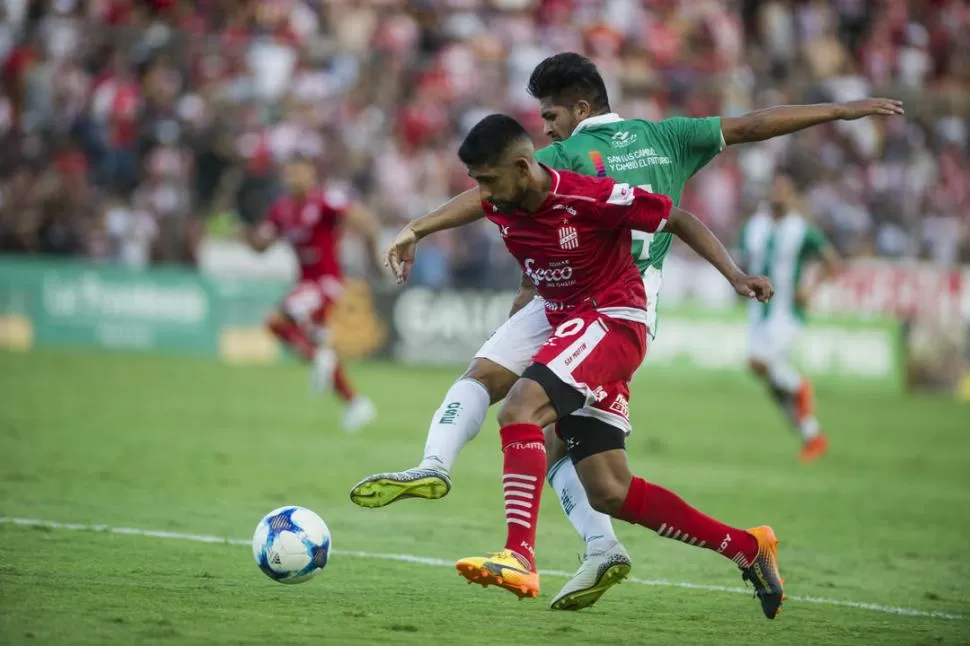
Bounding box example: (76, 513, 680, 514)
(0, 516, 962, 621)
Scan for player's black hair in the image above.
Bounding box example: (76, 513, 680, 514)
(457, 114, 531, 166)
(527, 52, 611, 113)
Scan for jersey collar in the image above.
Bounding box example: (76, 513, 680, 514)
(572, 113, 623, 136)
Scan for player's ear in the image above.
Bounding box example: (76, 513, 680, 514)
(573, 100, 593, 122)
(513, 157, 531, 178)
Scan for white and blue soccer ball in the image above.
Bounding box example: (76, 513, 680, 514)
(252, 506, 331, 584)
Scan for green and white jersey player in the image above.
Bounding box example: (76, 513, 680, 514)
(738, 171, 841, 463)
(350, 52, 903, 611)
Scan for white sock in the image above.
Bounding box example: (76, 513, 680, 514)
(417, 378, 490, 473)
(799, 416, 820, 441)
(548, 456, 617, 554)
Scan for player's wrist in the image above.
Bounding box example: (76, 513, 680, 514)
(407, 223, 425, 242)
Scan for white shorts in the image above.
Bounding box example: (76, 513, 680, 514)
(476, 267, 662, 377)
(747, 315, 801, 364)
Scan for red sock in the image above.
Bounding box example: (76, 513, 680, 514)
(500, 423, 546, 571)
(617, 476, 759, 568)
(267, 318, 315, 362)
(333, 362, 355, 402)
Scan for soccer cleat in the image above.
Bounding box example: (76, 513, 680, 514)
(549, 541, 631, 610)
(800, 433, 828, 463)
(349, 467, 451, 508)
(342, 396, 376, 433)
(740, 525, 786, 619)
(456, 549, 539, 599)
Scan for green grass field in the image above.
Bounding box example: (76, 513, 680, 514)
(1, 348, 968, 645)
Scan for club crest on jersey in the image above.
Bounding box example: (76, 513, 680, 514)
(558, 225, 579, 250)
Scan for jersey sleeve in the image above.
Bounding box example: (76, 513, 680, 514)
(802, 225, 831, 257)
(595, 181, 672, 233)
(657, 116, 724, 177)
(535, 144, 569, 170)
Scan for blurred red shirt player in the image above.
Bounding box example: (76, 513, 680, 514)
(246, 157, 383, 432)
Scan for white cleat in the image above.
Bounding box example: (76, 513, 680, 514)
(549, 541, 632, 611)
(342, 396, 376, 433)
(311, 347, 337, 394)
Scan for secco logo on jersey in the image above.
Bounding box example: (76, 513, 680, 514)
(524, 258, 575, 286)
(611, 131, 638, 148)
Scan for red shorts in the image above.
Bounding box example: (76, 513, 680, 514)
(530, 308, 647, 433)
(280, 276, 343, 326)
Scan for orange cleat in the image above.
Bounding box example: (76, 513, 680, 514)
(456, 550, 540, 599)
(800, 433, 829, 463)
(741, 525, 787, 620)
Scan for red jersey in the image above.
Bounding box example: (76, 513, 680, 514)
(261, 188, 348, 281)
(484, 167, 672, 325)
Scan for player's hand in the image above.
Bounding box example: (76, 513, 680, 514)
(385, 226, 419, 284)
(838, 98, 904, 120)
(733, 274, 774, 303)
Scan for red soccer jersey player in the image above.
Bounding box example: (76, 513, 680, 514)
(448, 114, 785, 621)
(246, 157, 383, 432)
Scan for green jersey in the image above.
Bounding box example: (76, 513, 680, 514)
(739, 210, 831, 322)
(534, 113, 724, 274)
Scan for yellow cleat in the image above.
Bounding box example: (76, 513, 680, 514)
(349, 468, 451, 509)
(456, 550, 540, 599)
(741, 525, 787, 619)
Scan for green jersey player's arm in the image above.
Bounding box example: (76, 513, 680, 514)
(720, 98, 904, 146)
(809, 226, 842, 277)
(797, 226, 842, 305)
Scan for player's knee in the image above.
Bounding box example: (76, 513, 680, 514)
(584, 479, 628, 516)
(748, 358, 769, 377)
(463, 359, 517, 405)
(497, 379, 546, 427)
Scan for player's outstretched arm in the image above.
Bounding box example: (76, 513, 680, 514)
(385, 188, 484, 282)
(720, 99, 904, 146)
(665, 208, 774, 303)
(345, 203, 385, 275)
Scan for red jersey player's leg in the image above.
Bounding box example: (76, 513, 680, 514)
(310, 275, 376, 432)
(455, 308, 625, 600)
(457, 309, 786, 618)
(266, 282, 322, 362)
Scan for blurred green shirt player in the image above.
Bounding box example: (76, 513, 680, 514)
(353, 52, 903, 612)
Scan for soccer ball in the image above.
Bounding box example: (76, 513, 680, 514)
(252, 505, 332, 584)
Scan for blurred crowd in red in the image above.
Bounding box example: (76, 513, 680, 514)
(0, 0, 968, 286)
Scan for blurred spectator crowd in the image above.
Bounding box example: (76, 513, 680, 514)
(0, 0, 968, 286)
